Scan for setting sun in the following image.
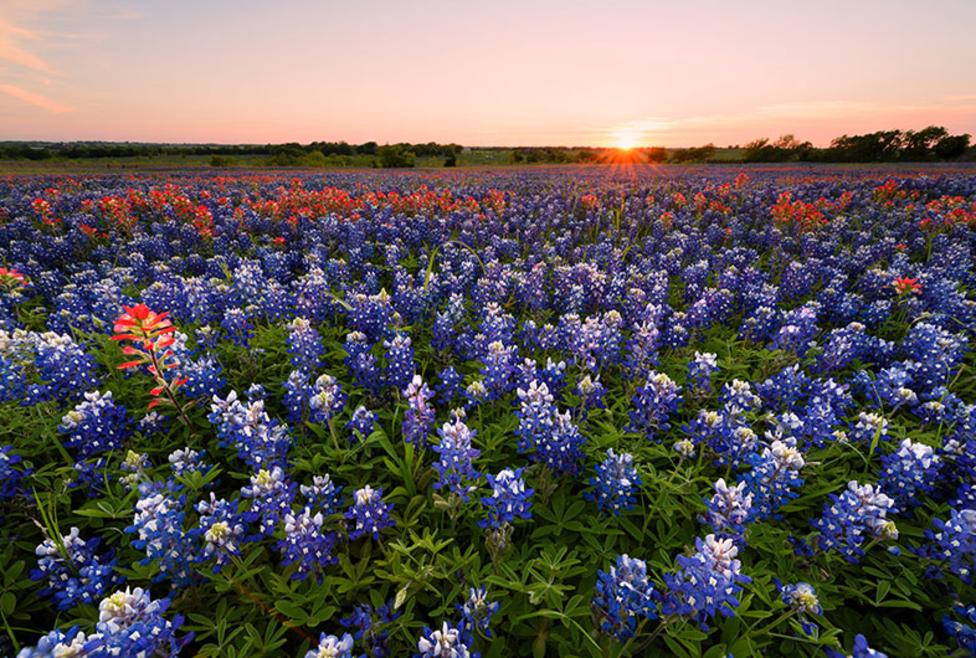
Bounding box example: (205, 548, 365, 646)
(613, 132, 640, 150)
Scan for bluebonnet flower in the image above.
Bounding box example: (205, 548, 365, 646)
(384, 332, 416, 390)
(196, 493, 247, 572)
(288, 316, 324, 371)
(481, 339, 517, 399)
(628, 371, 682, 441)
(432, 418, 481, 501)
(586, 449, 641, 516)
(59, 390, 132, 459)
(741, 438, 805, 522)
(301, 474, 343, 515)
(168, 445, 210, 477)
(0, 445, 29, 500)
(278, 507, 339, 582)
(922, 508, 975, 584)
(18, 587, 189, 657)
(777, 581, 821, 634)
(592, 554, 658, 641)
(879, 438, 940, 510)
(304, 632, 355, 658)
(702, 478, 753, 540)
(31, 527, 121, 610)
(416, 621, 472, 658)
(458, 586, 499, 637)
(662, 534, 751, 630)
(127, 483, 199, 587)
(221, 306, 254, 347)
(89, 587, 190, 656)
(436, 366, 463, 404)
(515, 380, 554, 453)
(943, 603, 976, 656)
(209, 391, 292, 469)
(308, 373, 347, 425)
(340, 600, 400, 658)
(688, 351, 719, 392)
(813, 481, 898, 563)
(241, 466, 295, 537)
(825, 634, 888, 658)
(575, 374, 606, 415)
(720, 379, 761, 413)
(533, 410, 585, 476)
(849, 412, 889, 445)
(345, 331, 383, 395)
(480, 467, 533, 529)
(346, 485, 395, 541)
(347, 405, 377, 442)
(403, 375, 435, 448)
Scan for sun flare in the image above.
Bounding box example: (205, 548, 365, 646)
(612, 131, 640, 151)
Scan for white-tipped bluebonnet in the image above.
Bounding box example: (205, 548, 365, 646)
(416, 621, 472, 658)
(196, 493, 247, 572)
(533, 409, 585, 476)
(346, 485, 395, 541)
(813, 481, 898, 562)
(209, 391, 292, 469)
(278, 507, 339, 582)
(592, 554, 658, 641)
(301, 474, 343, 516)
(627, 371, 682, 441)
(345, 331, 383, 395)
(741, 438, 805, 522)
(59, 390, 132, 459)
(943, 603, 976, 656)
(288, 316, 324, 371)
(703, 478, 753, 540)
(347, 405, 377, 442)
(403, 375, 435, 448)
(30, 527, 121, 610)
(304, 632, 355, 658)
(308, 373, 347, 424)
(479, 467, 533, 529)
(778, 581, 821, 634)
(922, 508, 975, 584)
(879, 438, 940, 510)
(168, 445, 209, 477)
(850, 412, 889, 445)
(432, 418, 481, 501)
(688, 351, 719, 392)
(126, 483, 199, 588)
(662, 534, 751, 630)
(586, 449, 641, 516)
(458, 586, 499, 637)
(384, 332, 415, 390)
(515, 380, 554, 453)
(241, 466, 295, 537)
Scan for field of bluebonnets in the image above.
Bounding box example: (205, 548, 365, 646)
(0, 165, 974, 658)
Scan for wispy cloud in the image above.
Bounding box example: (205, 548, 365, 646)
(602, 96, 976, 145)
(0, 83, 73, 113)
(0, 19, 53, 72)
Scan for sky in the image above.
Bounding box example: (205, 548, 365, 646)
(1, 0, 975, 147)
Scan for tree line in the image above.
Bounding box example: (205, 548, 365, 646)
(0, 126, 970, 166)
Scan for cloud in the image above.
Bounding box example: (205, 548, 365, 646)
(603, 96, 976, 145)
(0, 19, 53, 72)
(0, 83, 73, 113)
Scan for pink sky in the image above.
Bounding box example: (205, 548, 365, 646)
(1, 0, 975, 147)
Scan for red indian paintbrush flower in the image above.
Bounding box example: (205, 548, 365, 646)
(892, 276, 922, 296)
(0, 267, 28, 293)
(112, 304, 191, 420)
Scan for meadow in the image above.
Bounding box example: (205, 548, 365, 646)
(0, 165, 974, 658)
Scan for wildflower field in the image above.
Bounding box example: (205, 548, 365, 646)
(1, 165, 975, 658)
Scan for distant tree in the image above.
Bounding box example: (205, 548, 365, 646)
(209, 155, 232, 167)
(901, 126, 948, 160)
(934, 134, 971, 159)
(378, 144, 415, 168)
(643, 147, 667, 163)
